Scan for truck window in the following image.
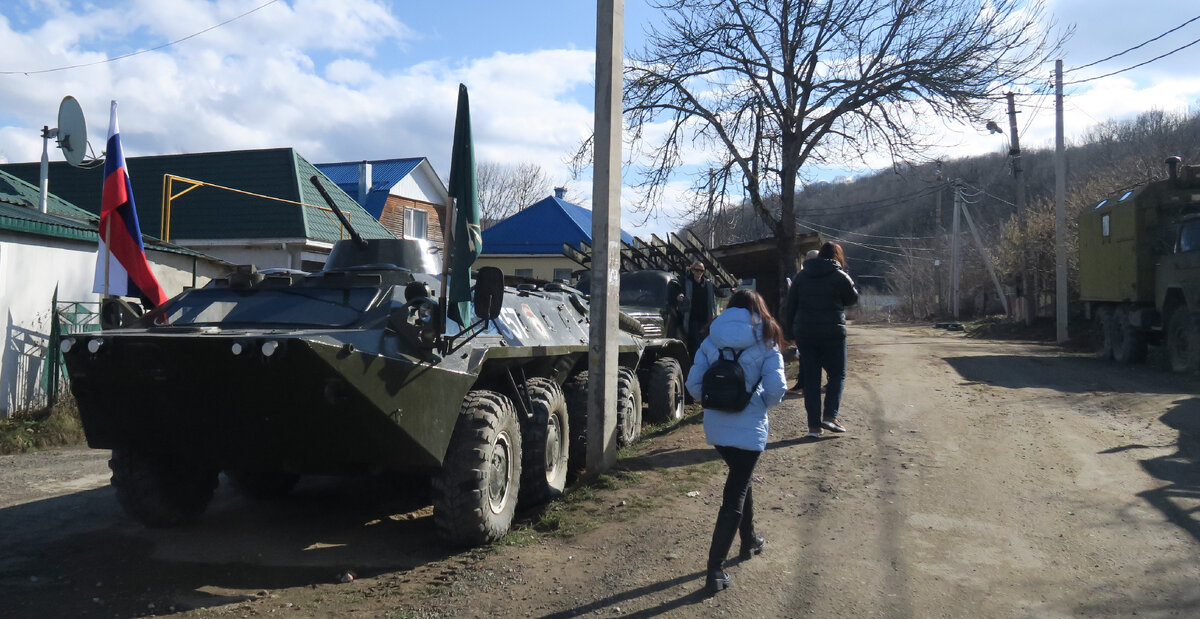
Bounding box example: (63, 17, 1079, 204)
(1178, 221, 1200, 253)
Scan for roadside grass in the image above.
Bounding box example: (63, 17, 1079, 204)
(0, 395, 86, 455)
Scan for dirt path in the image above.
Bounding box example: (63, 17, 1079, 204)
(3, 325, 1199, 618)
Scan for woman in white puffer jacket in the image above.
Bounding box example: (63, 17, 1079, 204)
(685, 289, 787, 595)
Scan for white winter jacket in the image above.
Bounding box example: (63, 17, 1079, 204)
(685, 307, 788, 451)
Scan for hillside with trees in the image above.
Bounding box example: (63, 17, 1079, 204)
(687, 106, 1200, 320)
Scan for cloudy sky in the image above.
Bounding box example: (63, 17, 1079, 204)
(1, 0, 1198, 236)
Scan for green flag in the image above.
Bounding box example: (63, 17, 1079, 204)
(447, 83, 482, 326)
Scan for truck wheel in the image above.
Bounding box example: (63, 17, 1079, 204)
(224, 470, 300, 500)
(432, 390, 522, 547)
(109, 449, 219, 527)
(616, 367, 643, 447)
(1093, 305, 1114, 360)
(1166, 307, 1200, 373)
(516, 378, 570, 506)
(564, 371, 589, 481)
(645, 357, 685, 423)
(1111, 306, 1148, 364)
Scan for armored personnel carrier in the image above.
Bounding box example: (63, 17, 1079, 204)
(61, 188, 668, 547)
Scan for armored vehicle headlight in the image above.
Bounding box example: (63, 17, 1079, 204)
(231, 342, 244, 356)
(60, 337, 75, 353)
(87, 338, 104, 353)
(261, 340, 279, 357)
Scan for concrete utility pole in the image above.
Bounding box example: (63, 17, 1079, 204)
(952, 180, 962, 319)
(1054, 60, 1068, 343)
(1006, 92, 1031, 325)
(587, 0, 623, 474)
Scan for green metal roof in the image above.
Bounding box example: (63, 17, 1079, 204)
(0, 148, 392, 244)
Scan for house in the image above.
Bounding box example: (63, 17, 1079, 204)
(1, 148, 393, 272)
(314, 158, 448, 251)
(477, 189, 633, 282)
(0, 170, 229, 416)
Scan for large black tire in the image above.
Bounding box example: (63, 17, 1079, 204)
(564, 371, 589, 481)
(109, 449, 219, 527)
(1166, 306, 1200, 373)
(431, 391, 522, 547)
(644, 357, 685, 424)
(1093, 305, 1114, 360)
(1111, 306, 1148, 364)
(516, 378, 570, 507)
(224, 470, 300, 500)
(616, 367, 643, 447)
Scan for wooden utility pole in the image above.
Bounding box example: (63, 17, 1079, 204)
(1007, 92, 1031, 325)
(1054, 60, 1068, 343)
(587, 0, 623, 473)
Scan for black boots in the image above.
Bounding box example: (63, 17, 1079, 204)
(706, 568, 732, 594)
(739, 534, 766, 560)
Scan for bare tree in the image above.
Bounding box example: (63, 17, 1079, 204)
(622, 0, 1064, 306)
(477, 161, 552, 228)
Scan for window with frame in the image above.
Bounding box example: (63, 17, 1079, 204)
(1179, 220, 1200, 253)
(404, 208, 428, 240)
(515, 268, 534, 278)
(553, 268, 573, 282)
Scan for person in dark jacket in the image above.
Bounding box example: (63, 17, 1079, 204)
(784, 242, 859, 437)
(685, 289, 787, 595)
(678, 261, 719, 359)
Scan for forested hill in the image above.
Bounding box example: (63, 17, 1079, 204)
(690, 107, 1200, 313)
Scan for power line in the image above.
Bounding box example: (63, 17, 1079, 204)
(1064, 35, 1200, 85)
(1066, 14, 1200, 74)
(795, 217, 937, 242)
(0, 0, 280, 76)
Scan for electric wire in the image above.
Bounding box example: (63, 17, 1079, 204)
(0, 0, 280, 76)
(794, 217, 938, 242)
(1064, 35, 1200, 85)
(1066, 14, 1200, 74)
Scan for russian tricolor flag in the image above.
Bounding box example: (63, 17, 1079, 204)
(92, 100, 167, 307)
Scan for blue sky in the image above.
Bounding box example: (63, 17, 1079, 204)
(1, 1, 1199, 236)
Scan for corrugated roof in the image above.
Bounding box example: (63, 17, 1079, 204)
(0, 170, 226, 260)
(0, 148, 393, 244)
(481, 195, 633, 255)
(314, 158, 426, 219)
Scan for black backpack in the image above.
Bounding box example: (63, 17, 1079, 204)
(701, 347, 760, 412)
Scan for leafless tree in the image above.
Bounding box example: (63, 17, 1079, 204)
(622, 0, 1065, 304)
(477, 161, 552, 228)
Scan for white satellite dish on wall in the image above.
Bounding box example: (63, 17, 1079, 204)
(56, 96, 88, 167)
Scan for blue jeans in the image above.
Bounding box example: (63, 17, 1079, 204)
(799, 336, 846, 428)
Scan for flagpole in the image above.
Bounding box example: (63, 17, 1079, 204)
(440, 196, 455, 313)
(103, 217, 112, 296)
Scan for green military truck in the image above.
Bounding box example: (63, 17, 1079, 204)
(1080, 156, 1200, 372)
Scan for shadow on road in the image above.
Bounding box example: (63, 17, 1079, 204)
(0, 475, 459, 618)
(536, 570, 709, 619)
(943, 355, 1197, 394)
(1133, 397, 1200, 545)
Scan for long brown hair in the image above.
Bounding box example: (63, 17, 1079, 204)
(818, 241, 846, 269)
(726, 289, 785, 349)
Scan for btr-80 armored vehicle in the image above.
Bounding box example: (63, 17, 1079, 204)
(61, 197, 681, 547)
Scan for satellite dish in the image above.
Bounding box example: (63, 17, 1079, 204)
(56, 96, 88, 167)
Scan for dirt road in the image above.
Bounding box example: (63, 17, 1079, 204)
(3, 325, 1198, 618)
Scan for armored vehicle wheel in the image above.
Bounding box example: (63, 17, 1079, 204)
(1166, 307, 1200, 373)
(645, 357, 685, 423)
(564, 372, 590, 481)
(616, 367, 643, 447)
(432, 390, 522, 547)
(109, 449, 219, 527)
(517, 378, 570, 506)
(1111, 306, 1147, 364)
(1093, 305, 1114, 360)
(225, 470, 300, 500)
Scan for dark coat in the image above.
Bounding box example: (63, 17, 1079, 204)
(786, 258, 859, 339)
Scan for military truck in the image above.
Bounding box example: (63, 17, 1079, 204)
(60, 181, 667, 548)
(1079, 156, 1200, 372)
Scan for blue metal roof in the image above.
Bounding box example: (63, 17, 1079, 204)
(315, 158, 425, 219)
(481, 195, 633, 255)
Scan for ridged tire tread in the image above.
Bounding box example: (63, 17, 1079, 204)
(516, 378, 569, 507)
(616, 367, 643, 447)
(645, 357, 685, 424)
(109, 449, 218, 528)
(431, 390, 522, 547)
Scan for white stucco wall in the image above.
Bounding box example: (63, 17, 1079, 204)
(0, 233, 227, 416)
